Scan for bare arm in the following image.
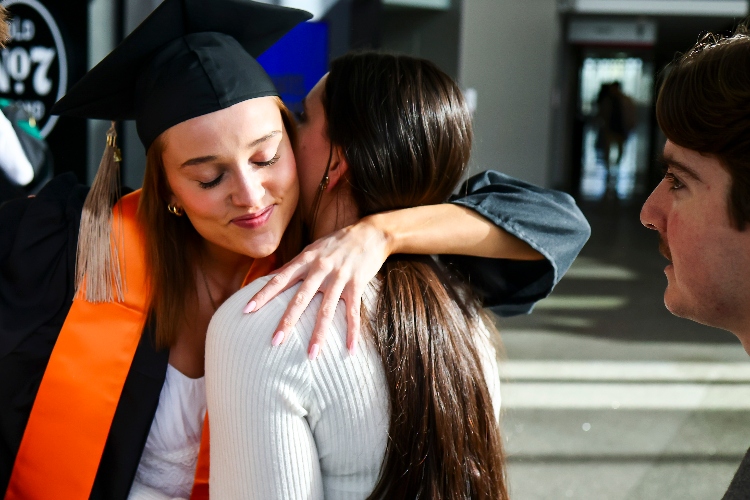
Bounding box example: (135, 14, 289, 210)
(246, 170, 589, 359)
(371, 203, 543, 260)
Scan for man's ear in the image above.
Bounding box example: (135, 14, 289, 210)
(326, 146, 350, 191)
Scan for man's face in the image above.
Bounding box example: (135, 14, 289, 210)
(640, 141, 750, 348)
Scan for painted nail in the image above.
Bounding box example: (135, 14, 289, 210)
(271, 331, 285, 347)
(308, 343, 320, 361)
(348, 340, 357, 356)
(243, 300, 257, 314)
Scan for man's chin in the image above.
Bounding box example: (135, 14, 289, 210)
(663, 287, 689, 320)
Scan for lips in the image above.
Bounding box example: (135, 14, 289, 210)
(231, 206, 274, 229)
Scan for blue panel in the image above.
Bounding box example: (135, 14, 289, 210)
(257, 22, 329, 113)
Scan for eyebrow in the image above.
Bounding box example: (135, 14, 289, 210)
(661, 154, 703, 183)
(180, 130, 282, 168)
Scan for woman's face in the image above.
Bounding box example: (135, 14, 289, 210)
(161, 96, 298, 260)
(295, 74, 330, 217)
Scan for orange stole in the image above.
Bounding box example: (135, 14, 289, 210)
(5, 190, 279, 500)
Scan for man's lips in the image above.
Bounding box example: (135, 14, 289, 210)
(231, 206, 274, 228)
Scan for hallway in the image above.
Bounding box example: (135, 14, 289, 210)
(497, 200, 750, 499)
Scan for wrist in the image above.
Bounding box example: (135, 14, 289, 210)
(364, 212, 399, 257)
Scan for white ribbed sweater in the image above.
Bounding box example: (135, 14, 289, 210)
(206, 276, 501, 499)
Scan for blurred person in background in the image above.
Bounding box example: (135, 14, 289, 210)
(640, 25, 750, 499)
(595, 81, 637, 195)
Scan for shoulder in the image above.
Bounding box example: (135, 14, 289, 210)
(206, 276, 313, 383)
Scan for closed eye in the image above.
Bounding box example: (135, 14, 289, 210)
(199, 173, 224, 189)
(255, 153, 280, 167)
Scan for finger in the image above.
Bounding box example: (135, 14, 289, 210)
(271, 275, 327, 345)
(307, 279, 347, 360)
(246, 261, 305, 313)
(342, 284, 363, 355)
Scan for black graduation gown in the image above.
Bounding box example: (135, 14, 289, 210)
(0, 171, 590, 499)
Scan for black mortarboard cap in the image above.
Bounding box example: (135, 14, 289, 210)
(52, 0, 312, 150)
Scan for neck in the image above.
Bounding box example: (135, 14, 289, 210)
(200, 240, 254, 300)
(311, 188, 360, 241)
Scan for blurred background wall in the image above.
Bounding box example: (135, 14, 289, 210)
(3, 0, 746, 201)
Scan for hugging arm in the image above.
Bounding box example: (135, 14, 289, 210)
(249, 170, 591, 354)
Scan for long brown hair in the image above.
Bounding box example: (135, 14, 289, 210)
(322, 52, 508, 499)
(656, 24, 750, 229)
(138, 97, 299, 348)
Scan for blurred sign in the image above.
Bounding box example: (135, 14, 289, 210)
(560, 0, 749, 17)
(1, 0, 67, 138)
(383, 0, 450, 9)
(568, 18, 657, 46)
(258, 21, 328, 114)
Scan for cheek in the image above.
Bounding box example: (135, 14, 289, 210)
(270, 159, 299, 209)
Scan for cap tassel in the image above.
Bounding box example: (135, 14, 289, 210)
(75, 122, 125, 303)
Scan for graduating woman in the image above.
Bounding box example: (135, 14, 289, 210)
(0, 1, 589, 499)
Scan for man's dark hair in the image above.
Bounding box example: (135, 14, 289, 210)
(0, 6, 9, 48)
(656, 24, 750, 229)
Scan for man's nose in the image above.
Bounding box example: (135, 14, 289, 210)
(640, 182, 666, 231)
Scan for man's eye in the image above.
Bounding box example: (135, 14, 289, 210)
(254, 153, 280, 167)
(664, 171, 684, 190)
(199, 173, 224, 189)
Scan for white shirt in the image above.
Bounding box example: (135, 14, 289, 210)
(128, 364, 206, 500)
(206, 275, 501, 499)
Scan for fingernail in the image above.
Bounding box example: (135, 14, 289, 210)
(308, 343, 320, 361)
(271, 331, 285, 347)
(243, 301, 257, 314)
(348, 341, 357, 356)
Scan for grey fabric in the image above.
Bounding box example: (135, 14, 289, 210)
(447, 170, 591, 316)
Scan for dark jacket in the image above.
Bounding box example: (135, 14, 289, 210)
(0, 171, 590, 499)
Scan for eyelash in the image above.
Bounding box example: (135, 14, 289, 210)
(197, 154, 281, 189)
(664, 172, 684, 190)
(199, 174, 224, 189)
(255, 153, 280, 167)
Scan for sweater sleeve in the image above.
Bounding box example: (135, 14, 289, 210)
(205, 277, 389, 500)
(447, 170, 591, 316)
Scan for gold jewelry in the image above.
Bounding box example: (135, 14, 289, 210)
(319, 174, 329, 192)
(167, 204, 184, 216)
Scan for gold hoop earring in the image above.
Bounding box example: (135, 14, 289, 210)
(167, 204, 184, 216)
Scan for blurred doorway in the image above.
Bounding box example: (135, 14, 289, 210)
(577, 53, 654, 200)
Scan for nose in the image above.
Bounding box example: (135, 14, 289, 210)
(232, 168, 266, 208)
(640, 182, 666, 231)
